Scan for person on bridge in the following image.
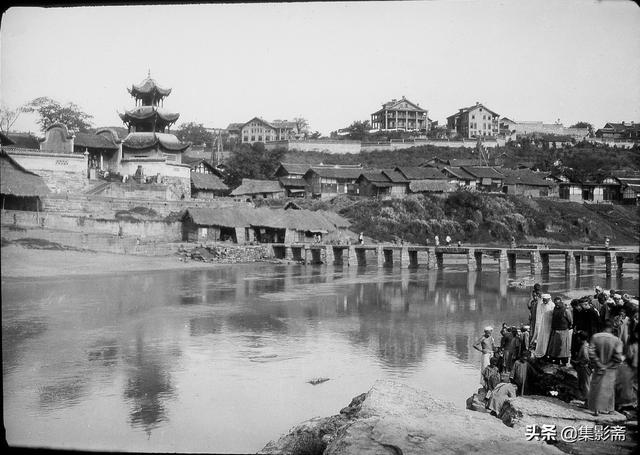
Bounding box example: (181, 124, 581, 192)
(434, 235, 440, 246)
(445, 235, 452, 246)
(588, 319, 623, 416)
(547, 297, 573, 365)
(358, 232, 364, 244)
(531, 294, 554, 359)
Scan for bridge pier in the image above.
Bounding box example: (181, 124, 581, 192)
(605, 252, 613, 277)
(400, 247, 410, 268)
(498, 249, 508, 273)
(530, 250, 542, 274)
(616, 255, 624, 276)
(284, 246, 293, 261)
(467, 248, 477, 272)
(376, 245, 385, 268)
(565, 251, 577, 275)
(334, 247, 346, 266)
(474, 250, 483, 271)
(325, 245, 335, 265)
(436, 251, 444, 269)
(348, 246, 358, 267)
(427, 247, 436, 269)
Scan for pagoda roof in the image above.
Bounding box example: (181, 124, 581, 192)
(119, 106, 180, 124)
(128, 74, 172, 98)
(122, 132, 190, 153)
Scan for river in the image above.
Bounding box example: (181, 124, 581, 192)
(2, 260, 638, 452)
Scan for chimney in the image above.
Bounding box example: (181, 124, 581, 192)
(476, 101, 480, 106)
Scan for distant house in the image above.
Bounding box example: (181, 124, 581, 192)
(447, 102, 500, 138)
(273, 163, 312, 179)
(459, 166, 505, 192)
(370, 96, 429, 132)
(74, 128, 122, 174)
(230, 179, 284, 200)
(499, 117, 517, 134)
(595, 122, 640, 140)
(501, 169, 555, 197)
(0, 149, 50, 211)
(183, 156, 225, 178)
(618, 177, 640, 204)
(380, 169, 410, 196)
(239, 117, 298, 144)
(441, 166, 477, 187)
(190, 172, 229, 199)
(546, 173, 582, 202)
(355, 172, 394, 198)
(302, 167, 363, 198)
(408, 180, 458, 194)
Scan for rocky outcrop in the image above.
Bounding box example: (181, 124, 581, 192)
(259, 380, 562, 455)
(501, 395, 627, 430)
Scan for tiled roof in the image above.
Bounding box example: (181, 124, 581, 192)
(74, 132, 119, 150)
(122, 132, 190, 152)
(129, 75, 172, 97)
(305, 167, 364, 179)
(5, 133, 41, 149)
(276, 163, 312, 175)
(358, 171, 390, 183)
(278, 177, 307, 187)
(381, 170, 410, 183)
(396, 166, 446, 180)
(501, 169, 553, 187)
(460, 166, 504, 179)
(230, 179, 283, 196)
(0, 150, 50, 196)
(442, 166, 476, 180)
(190, 172, 228, 191)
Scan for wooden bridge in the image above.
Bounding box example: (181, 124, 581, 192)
(269, 244, 640, 277)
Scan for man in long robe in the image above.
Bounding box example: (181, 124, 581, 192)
(547, 297, 573, 365)
(588, 320, 623, 416)
(532, 294, 554, 359)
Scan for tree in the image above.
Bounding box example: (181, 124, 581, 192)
(345, 120, 371, 141)
(0, 104, 27, 134)
(570, 121, 593, 129)
(174, 122, 213, 146)
(307, 131, 322, 140)
(23, 97, 93, 132)
(292, 117, 310, 138)
(223, 142, 287, 188)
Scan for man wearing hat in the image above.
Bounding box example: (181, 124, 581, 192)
(532, 294, 554, 358)
(473, 326, 496, 383)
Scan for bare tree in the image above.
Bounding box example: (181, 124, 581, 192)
(293, 117, 309, 138)
(0, 104, 26, 134)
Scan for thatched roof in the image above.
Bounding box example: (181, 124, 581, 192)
(231, 179, 283, 196)
(501, 169, 553, 187)
(191, 172, 229, 191)
(0, 150, 51, 197)
(184, 206, 350, 232)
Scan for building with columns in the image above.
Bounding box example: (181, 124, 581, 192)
(370, 96, 430, 132)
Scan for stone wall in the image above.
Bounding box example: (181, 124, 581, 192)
(7, 148, 90, 194)
(2, 209, 182, 240)
(265, 140, 362, 154)
(41, 195, 251, 218)
(1, 226, 182, 256)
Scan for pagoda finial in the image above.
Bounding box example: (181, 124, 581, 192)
(147, 68, 151, 78)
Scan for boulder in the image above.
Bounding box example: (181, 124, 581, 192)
(260, 380, 562, 455)
(500, 395, 627, 431)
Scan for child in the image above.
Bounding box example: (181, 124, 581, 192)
(503, 326, 521, 373)
(520, 325, 531, 354)
(571, 330, 592, 402)
(510, 350, 536, 395)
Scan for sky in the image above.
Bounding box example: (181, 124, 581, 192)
(1, 0, 639, 136)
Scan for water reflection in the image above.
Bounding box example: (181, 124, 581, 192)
(2, 261, 638, 452)
(123, 330, 177, 433)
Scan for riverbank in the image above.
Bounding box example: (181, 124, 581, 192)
(0, 244, 222, 279)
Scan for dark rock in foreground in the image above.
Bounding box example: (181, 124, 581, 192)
(259, 380, 562, 455)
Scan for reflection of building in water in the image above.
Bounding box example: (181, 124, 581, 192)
(123, 332, 176, 433)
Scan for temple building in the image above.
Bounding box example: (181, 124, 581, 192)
(118, 72, 191, 196)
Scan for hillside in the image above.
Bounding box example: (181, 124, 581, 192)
(291, 193, 640, 247)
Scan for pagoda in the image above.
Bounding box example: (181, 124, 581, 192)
(119, 72, 190, 172)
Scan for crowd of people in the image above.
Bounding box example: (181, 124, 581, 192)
(473, 284, 638, 417)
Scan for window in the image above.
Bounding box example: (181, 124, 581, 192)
(251, 136, 255, 141)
